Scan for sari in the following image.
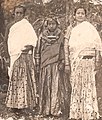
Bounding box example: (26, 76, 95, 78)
(65, 21, 102, 120)
(6, 18, 38, 109)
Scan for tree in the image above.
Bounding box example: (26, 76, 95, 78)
(0, 1, 5, 35)
(43, 0, 66, 16)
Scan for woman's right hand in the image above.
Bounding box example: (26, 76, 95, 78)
(65, 65, 71, 75)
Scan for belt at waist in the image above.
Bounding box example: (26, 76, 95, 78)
(82, 56, 94, 59)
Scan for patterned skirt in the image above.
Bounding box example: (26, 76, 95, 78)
(6, 53, 37, 109)
(69, 58, 99, 120)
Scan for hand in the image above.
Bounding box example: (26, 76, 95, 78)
(21, 45, 33, 53)
(24, 45, 33, 49)
(5, 58, 10, 67)
(36, 65, 40, 74)
(58, 62, 65, 71)
(65, 65, 71, 75)
(21, 49, 29, 53)
(24, 45, 33, 51)
(95, 61, 102, 71)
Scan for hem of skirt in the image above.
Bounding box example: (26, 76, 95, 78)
(6, 105, 32, 109)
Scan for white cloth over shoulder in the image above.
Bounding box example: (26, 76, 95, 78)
(8, 18, 38, 78)
(69, 21, 102, 66)
(8, 18, 37, 56)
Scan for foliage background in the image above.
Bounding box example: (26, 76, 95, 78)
(0, 0, 101, 34)
(0, 0, 102, 119)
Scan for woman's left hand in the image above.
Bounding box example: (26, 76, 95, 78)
(58, 62, 65, 71)
(22, 45, 33, 53)
(24, 45, 33, 50)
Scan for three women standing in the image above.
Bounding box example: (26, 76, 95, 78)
(5, 4, 102, 120)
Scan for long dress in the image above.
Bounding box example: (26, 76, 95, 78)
(64, 21, 102, 120)
(38, 28, 70, 117)
(6, 18, 38, 109)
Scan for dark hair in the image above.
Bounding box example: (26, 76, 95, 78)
(46, 17, 59, 26)
(74, 6, 87, 16)
(13, 5, 26, 15)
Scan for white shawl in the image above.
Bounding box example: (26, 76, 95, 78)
(8, 18, 37, 77)
(69, 21, 102, 67)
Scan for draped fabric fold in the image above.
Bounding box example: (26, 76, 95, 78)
(8, 18, 37, 78)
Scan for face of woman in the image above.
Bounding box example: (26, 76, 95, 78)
(75, 8, 86, 23)
(48, 20, 57, 32)
(14, 7, 24, 22)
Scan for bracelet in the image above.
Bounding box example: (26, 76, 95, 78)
(65, 64, 70, 66)
(35, 53, 40, 57)
(35, 56, 40, 59)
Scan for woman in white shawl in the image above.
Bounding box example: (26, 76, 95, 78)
(64, 6, 102, 120)
(5, 5, 38, 116)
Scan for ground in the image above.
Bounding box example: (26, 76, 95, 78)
(0, 92, 64, 120)
(0, 70, 102, 120)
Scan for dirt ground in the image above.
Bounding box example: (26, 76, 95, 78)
(0, 92, 65, 120)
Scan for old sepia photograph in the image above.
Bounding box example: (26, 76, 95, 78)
(0, 0, 102, 120)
